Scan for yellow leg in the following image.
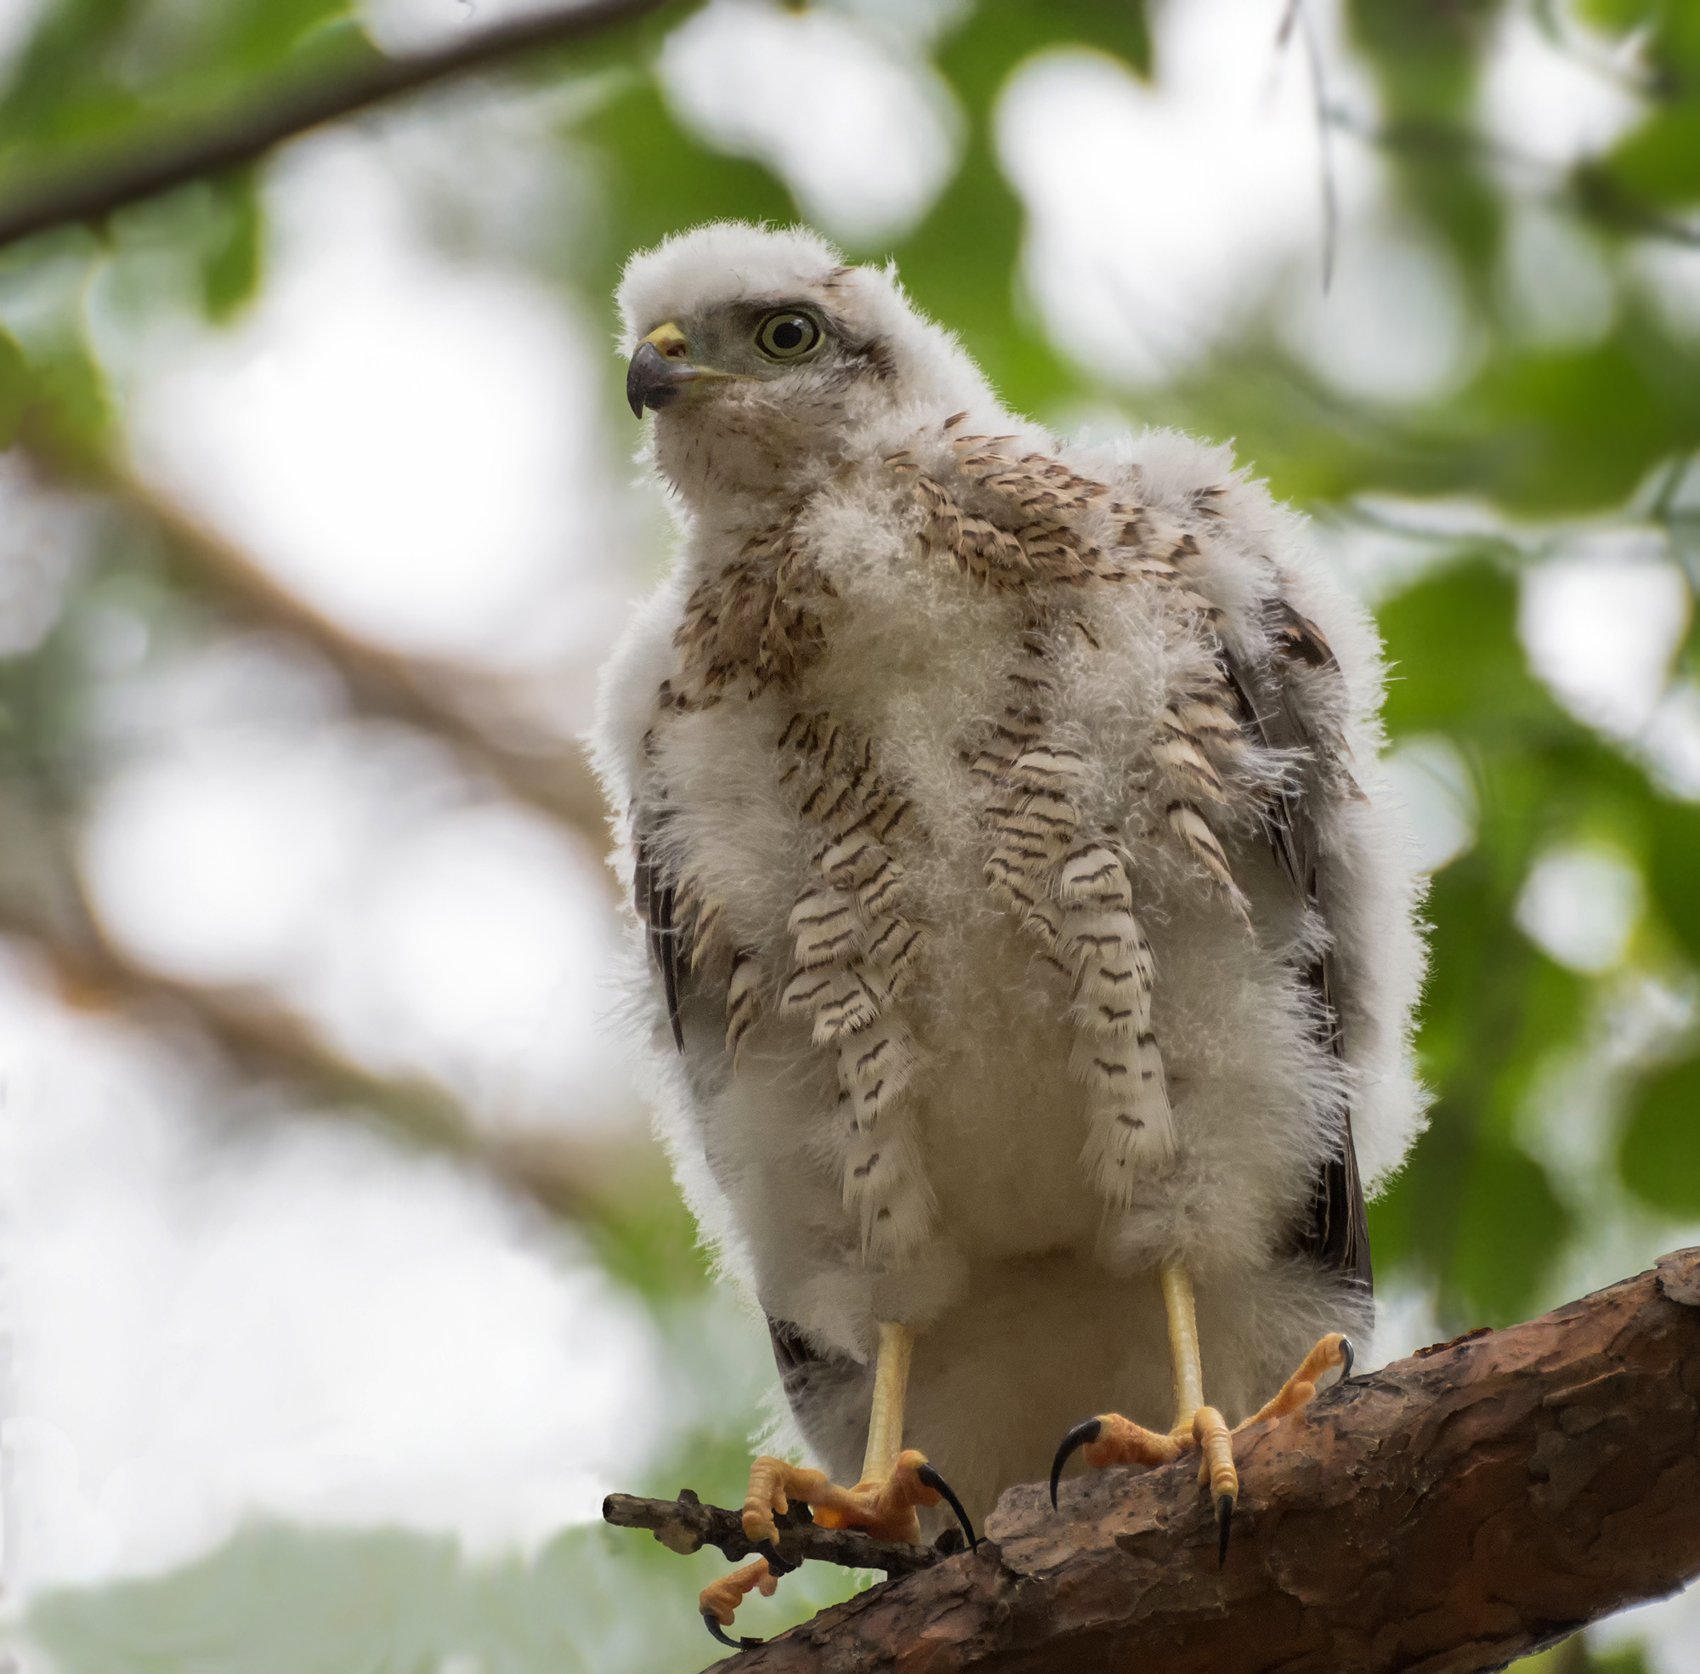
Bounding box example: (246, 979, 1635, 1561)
(861, 1321, 913, 1480)
(1159, 1258, 1238, 1542)
(700, 1321, 973, 1651)
(1050, 1257, 1353, 1565)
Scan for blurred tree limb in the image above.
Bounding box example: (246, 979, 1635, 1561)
(0, 0, 680, 254)
(0, 793, 619, 1222)
(692, 1252, 1700, 1672)
(20, 443, 611, 850)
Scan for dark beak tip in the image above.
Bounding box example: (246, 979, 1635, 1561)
(626, 339, 692, 420)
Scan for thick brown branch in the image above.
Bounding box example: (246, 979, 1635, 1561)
(0, 0, 677, 252)
(24, 446, 610, 848)
(603, 1490, 939, 1578)
(682, 1252, 1700, 1673)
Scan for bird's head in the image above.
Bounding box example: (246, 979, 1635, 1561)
(616, 222, 990, 505)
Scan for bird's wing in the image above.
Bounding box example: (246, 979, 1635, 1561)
(1222, 599, 1372, 1291)
(632, 806, 686, 1053)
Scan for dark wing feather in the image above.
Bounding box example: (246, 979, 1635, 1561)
(633, 811, 685, 1052)
(1222, 601, 1371, 1291)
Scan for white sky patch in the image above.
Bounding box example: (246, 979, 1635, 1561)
(74, 661, 634, 1131)
(0, 960, 660, 1597)
(361, 0, 569, 54)
(998, 0, 1384, 382)
(309, 803, 633, 1129)
(1516, 844, 1643, 974)
(1277, 212, 1477, 404)
(80, 735, 374, 987)
(1370, 1282, 1441, 1366)
(1496, 201, 1617, 349)
(659, 0, 960, 246)
(1642, 682, 1700, 799)
(1637, 239, 1700, 342)
(0, 0, 45, 73)
(121, 137, 622, 667)
(1478, 4, 1646, 171)
(1378, 736, 1477, 875)
(1519, 551, 1690, 738)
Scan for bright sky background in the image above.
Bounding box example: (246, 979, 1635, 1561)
(2, 0, 1697, 1666)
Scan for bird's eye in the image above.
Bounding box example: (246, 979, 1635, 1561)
(755, 310, 822, 361)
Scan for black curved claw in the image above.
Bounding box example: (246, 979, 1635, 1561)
(1338, 1335, 1356, 1383)
(755, 1537, 797, 1576)
(916, 1461, 978, 1549)
(1215, 1491, 1235, 1568)
(702, 1611, 764, 1652)
(1049, 1417, 1102, 1511)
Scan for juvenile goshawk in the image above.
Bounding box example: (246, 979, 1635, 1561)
(592, 222, 1426, 1646)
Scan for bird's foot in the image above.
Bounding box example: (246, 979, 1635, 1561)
(1049, 1332, 1354, 1564)
(699, 1557, 779, 1651)
(699, 1449, 975, 1650)
(1238, 1331, 1354, 1429)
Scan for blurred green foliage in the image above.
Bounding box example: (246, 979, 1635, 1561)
(3, 0, 1699, 1669)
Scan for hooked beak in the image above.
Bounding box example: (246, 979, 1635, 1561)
(626, 321, 703, 418)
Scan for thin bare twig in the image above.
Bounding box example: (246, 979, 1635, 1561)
(603, 1490, 939, 1578)
(1275, 0, 1340, 292)
(0, 0, 678, 253)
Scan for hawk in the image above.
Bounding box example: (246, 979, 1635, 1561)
(592, 222, 1426, 1648)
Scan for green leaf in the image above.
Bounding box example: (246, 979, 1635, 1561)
(1377, 561, 1560, 743)
(1620, 1054, 1700, 1215)
(0, 327, 26, 447)
(1641, 794, 1700, 966)
(1450, 1138, 1571, 1320)
(17, 337, 114, 463)
(1604, 105, 1700, 208)
(198, 170, 264, 321)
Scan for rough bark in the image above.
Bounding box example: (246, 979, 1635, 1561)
(693, 1251, 1700, 1673)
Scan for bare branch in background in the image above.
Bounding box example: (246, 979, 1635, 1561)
(1325, 106, 1700, 251)
(21, 445, 612, 851)
(0, 0, 678, 253)
(0, 801, 619, 1222)
(670, 1252, 1700, 1673)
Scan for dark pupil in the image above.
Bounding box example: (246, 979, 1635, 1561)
(771, 319, 805, 350)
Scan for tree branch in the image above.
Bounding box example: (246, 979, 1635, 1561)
(0, 0, 678, 253)
(651, 1251, 1700, 1673)
(603, 1489, 939, 1578)
(22, 446, 611, 850)
(0, 801, 618, 1222)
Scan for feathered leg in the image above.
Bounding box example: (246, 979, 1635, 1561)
(1049, 1259, 1352, 1562)
(699, 1323, 974, 1649)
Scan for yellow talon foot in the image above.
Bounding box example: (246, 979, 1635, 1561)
(740, 1448, 974, 1548)
(699, 1558, 778, 1652)
(1238, 1331, 1354, 1430)
(1049, 1332, 1355, 1565)
(705, 1447, 977, 1649)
